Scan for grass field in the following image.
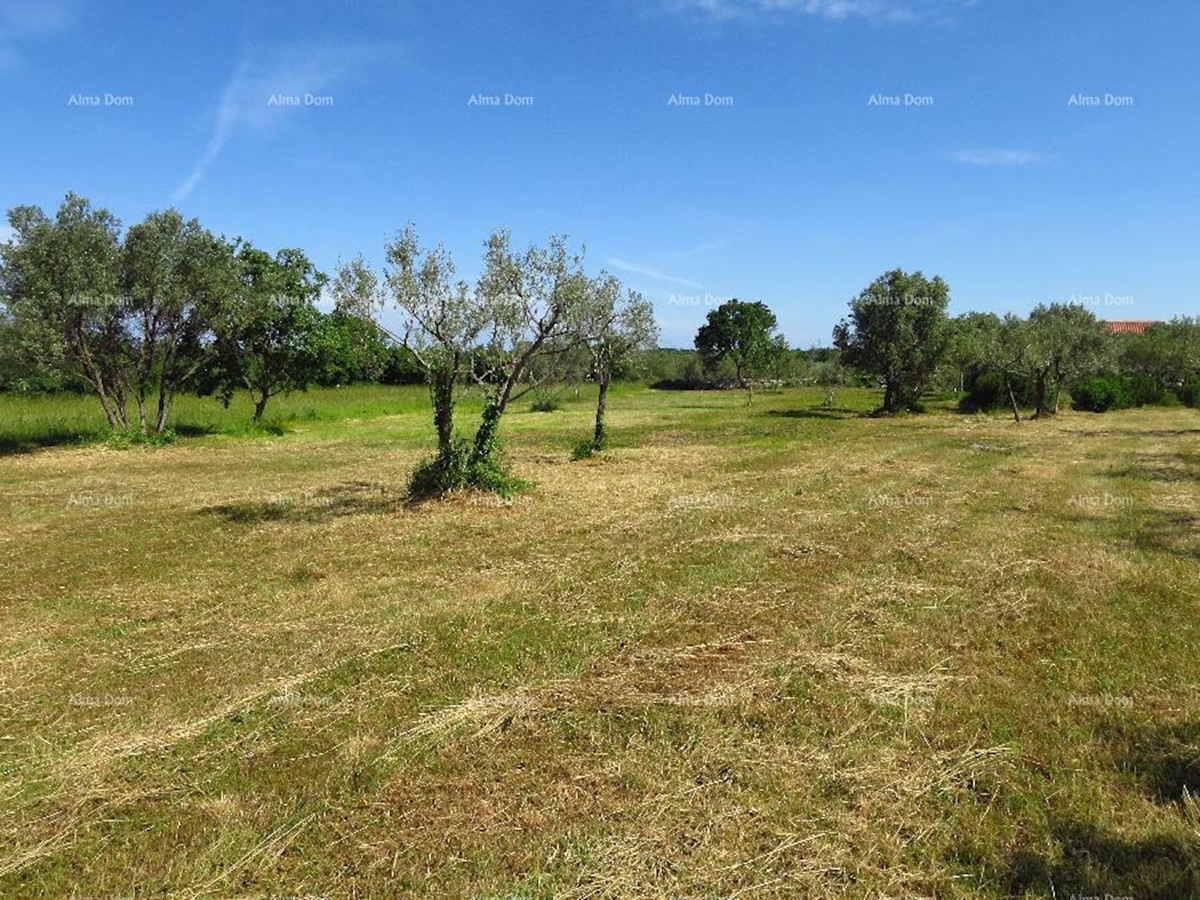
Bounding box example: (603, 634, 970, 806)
(1, 385, 1198, 897)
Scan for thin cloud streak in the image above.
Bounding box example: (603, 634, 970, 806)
(664, 0, 971, 24)
(172, 44, 395, 203)
(0, 0, 75, 68)
(948, 148, 1044, 166)
(609, 257, 705, 289)
(172, 61, 249, 204)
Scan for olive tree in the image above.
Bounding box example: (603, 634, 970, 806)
(469, 230, 590, 471)
(980, 313, 1032, 423)
(1026, 303, 1110, 417)
(1120, 317, 1200, 397)
(121, 209, 240, 432)
(1, 194, 128, 425)
(833, 269, 949, 413)
(578, 275, 657, 451)
(375, 227, 487, 490)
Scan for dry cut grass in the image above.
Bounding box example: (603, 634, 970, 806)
(0, 386, 1197, 896)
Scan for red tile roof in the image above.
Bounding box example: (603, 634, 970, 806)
(1105, 321, 1157, 335)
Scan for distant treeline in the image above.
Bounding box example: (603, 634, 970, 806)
(640, 346, 853, 390)
(2, 195, 1197, 433)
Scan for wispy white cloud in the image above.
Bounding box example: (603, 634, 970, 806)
(663, 0, 970, 24)
(0, 0, 75, 68)
(948, 148, 1044, 166)
(662, 238, 728, 261)
(172, 44, 393, 203)
(609, 257, 705, 288)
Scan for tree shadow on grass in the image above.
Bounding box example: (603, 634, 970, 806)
(766, 406, 863, 421)
(1132, 509, 1200, 561)
(174, 424, 217, 438)
(0, 430, 95, 455)
(1002, 821, 1199, 899)
(985, 717, 1200, 898)
(1108, 451, 1200, 484)
(200, 480, 403, 523)
(1101, 719, 1200, 806)
(1, 423, 217, 456)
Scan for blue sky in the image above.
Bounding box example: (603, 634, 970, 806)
(1, 0, 1197, 346)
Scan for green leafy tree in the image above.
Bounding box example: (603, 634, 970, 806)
(121, 209, 240, 432)
(1, 194, 127, 424)
(469, 230, 590, 470)
(1119, 317, 1200, 398)
(982, 313, 1032, 422)
(210, 245, 328, 421)
(833, 269, 949, 413)
(945, 312, 1001, 393)
(694, 299, 784, 403)
(313, 310, 395, 386)
(579, 276, 657, 450)
(374, 227, 484, 490)
(1026, 303, 1110, 416)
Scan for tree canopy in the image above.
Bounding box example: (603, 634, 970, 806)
(833, 269, 949, 413)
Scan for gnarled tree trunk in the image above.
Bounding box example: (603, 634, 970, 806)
(593, 370, 610, 448)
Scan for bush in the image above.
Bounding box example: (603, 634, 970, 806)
(466, 455, 528, 498)
(104, 427, 179, 449)
(1179, 379, 1200, 408)
(1070, 376, 1133, 413)
(572, 438, 598, 460)
(407, 439, 471, 500)
(959, 371, 1035, 413)
(407, 438, 528, 501)
(530, 395, 562, 412)
(1122, 372, 1170, 407)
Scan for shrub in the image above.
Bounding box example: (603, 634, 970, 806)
(104, 427, 178, 449)
(1179, 379, 1200, 408)
(530, 395, 562, 412)
(572, 438, 598, 460)
(959, 371, 1035, 413)
(1122, 372, 1170, 407)
(407, 438, 528, 500)
(466, 455, 528, 498)
(407, 439, 470, 500)
(1071, 376, 1133, 413)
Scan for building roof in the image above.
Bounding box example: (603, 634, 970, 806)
(1104, 321, 1157, 335)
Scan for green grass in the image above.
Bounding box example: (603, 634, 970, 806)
(0, 384, 440, 453)
(1, 384, 1197, 896)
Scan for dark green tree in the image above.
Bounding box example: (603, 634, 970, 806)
(833, 269, 949, 413)
(1026, 303, 1110, 416)
(1, 194, 127, 424)
(209, 245, 328, 422)
(694, 299, 784, 403)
